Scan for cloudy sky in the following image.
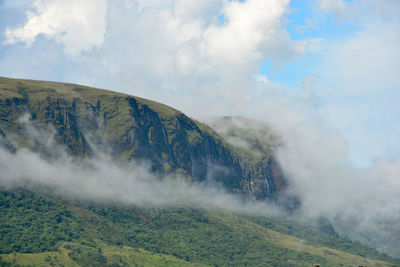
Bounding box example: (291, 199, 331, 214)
(0, 0, 399, 167)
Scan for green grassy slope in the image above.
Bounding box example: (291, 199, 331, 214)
(0, 190, 398, 267)
(0, 243, 206, 267)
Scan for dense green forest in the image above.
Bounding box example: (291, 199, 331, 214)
(0, 189, 398, 266)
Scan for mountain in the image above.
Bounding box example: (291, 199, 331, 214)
(0, 76, 283, 199)
(0, 76, 399, 266)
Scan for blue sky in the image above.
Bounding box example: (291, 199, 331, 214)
(0, 0, 399, 168)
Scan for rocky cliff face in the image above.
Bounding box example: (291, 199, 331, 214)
(0, 77, 285, 199)
(207, 116, 286, 199)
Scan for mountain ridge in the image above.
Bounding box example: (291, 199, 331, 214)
(0, 76, 284, 199)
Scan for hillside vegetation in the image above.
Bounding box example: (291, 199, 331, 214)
(0, 190, 398, 266)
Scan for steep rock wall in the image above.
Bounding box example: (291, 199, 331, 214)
(0, 77, 285, 199)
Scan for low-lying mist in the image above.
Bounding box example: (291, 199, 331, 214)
(0, 115, 283, 216)
(207, 114, 400, 256)
(1, 113, 400, 257)
(0, 146, 279, 215)
(277, 127, 400, 256)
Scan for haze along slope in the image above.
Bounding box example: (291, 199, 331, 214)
(0, 77, 284, 199)
(1, 77, 399, 266)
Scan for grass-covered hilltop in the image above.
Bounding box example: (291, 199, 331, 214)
(0, 76, 399, 266)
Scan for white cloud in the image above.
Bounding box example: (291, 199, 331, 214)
(256, 74, 269, 84)
(204, 0, 288, 65)
(316, 0, 400, 23)
(5, 0, 108, 55)
(1, 0, 306, 117)
(295, 0, 400, 167)
(97, 0, 305, 117)
(372, 156, 400, 189)
(315, 20, 400, 166)
(365, 0, 400, 21)
(323, 25, 400, 93)
(317, 0, 352, 16)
